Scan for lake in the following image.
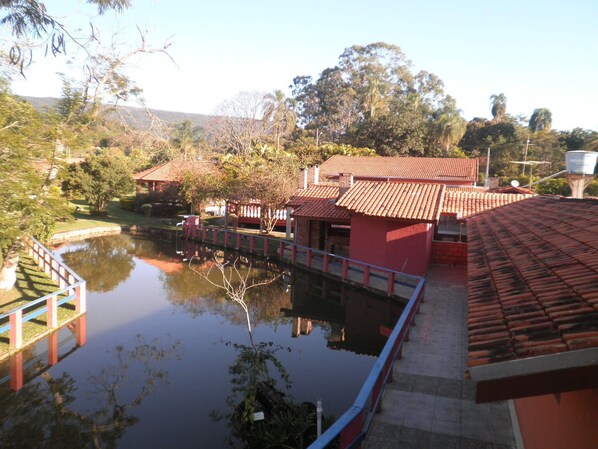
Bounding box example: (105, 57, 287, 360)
(0, 233, 404, 448)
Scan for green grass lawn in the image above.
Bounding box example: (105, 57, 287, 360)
(0, 254, 78, 358)
(54, 199, 178, 234)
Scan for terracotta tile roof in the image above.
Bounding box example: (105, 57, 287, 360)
(293, 199, 351, 221)
(319, 155, 478, 184)
(286, 184, 339, 207)
(133, 159, 214, 182)
(288, 184, 350, 220)
(336, 181, 445, 222)
(467, 196, 598, 371)
(443, 190, 533, 219)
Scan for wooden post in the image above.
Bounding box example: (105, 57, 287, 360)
(323, 254, 329, 273)
(10, 352, 23, 391)
(75, 282, 87, 314)
(387, 272, 395, 296)
(47, 294, 58, 329)
(279, 241, 284, 257)
(10, 309, 23, 349)
(48, 332, 59, 366)
(76, 315, 87, 347)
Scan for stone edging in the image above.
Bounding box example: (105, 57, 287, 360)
(50, 226, 122, 243)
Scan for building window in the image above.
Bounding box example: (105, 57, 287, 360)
(436, 215, 467, 242)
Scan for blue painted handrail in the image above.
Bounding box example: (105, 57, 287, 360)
(307, 278, 425, 448)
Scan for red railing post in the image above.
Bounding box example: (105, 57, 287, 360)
(9, 309, 23, 349)
(323, 253, 329, 273)
(363, 265, 370, 287)
(76, 315, 87, 347)
(10, 352, 23, 391)
(48, 332, 59, 366)
(279, 241, 284, 257)
(47, 294, 58, 329)
(212, 228, 217, 244)
(387, 272, 395, 296)
(342, 259, 348, 279)
(75, 282, 87, 314)
(307, 249, 312, 268)
(340, 411, 365, 449)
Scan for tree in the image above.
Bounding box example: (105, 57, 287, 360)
(0, 82, 70, 290)
(262, 90, 297, 151)
(206, 91, 274, 155)
(63, 152, 134, 214)
(529, 108, 552, 133)
(1, 0, 131, 74)
(432, 96, 467, 155)
(290, 42, 447, 153)
(490, 93, 507, 121)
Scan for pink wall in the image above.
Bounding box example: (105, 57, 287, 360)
(349, 215, 433, 276)
(514, 389, 598, 449)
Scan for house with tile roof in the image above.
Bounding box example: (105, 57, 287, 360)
(287, 174, 532, 276)
(133, 159, 215, 192)
(315, 155, 479, 186)
(466, 195, 598, 449)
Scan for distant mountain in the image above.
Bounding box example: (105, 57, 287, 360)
(20, 96, 212, 130)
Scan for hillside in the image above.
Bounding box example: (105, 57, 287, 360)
(20, 96, 212, 130)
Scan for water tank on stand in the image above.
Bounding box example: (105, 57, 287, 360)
(565, 151, 598, 175)
(565, 151, 598, 198)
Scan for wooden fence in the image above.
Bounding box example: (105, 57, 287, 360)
(0, 238, 86, 356)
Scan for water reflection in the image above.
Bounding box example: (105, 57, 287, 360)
(286, 268, 405, 356)
(0, 334, 182, 449)
(59, 235, 136, 293)
(200, 259, 331, 449)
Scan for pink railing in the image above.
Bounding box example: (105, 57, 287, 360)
(0, 238, 86, 356)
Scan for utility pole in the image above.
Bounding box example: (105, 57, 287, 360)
(484, 146, 491, 187)
(522, 138, 532, 176)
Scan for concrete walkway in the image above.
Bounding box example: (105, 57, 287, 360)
(363, 265, 518, 449)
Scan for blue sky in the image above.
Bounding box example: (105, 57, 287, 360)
(6, 0, 598, 131)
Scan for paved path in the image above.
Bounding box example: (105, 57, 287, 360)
(363, 265, 518, 449)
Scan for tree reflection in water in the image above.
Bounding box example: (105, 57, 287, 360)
(60, 235, 135, 293)
(0, 335, 182, 449)
(196, 258, 335, 449)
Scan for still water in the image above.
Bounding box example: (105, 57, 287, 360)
(0, 234, 404, 448)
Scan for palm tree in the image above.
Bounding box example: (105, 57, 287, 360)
(262, 90, 297, 151)
(490, 93, 507, 121)
(433, 97, 467, 155)
(529, 108, 552, 133)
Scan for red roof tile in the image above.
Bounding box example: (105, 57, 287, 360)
(286, 184, 339, 207)
(319, 155, 478, 184)
(467, 196, 598, 371)
(443, 190, 533, 219)
(336, 181, 445, 222)
(133, 159, 214, 182)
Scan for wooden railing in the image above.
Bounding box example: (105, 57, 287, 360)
(0, 238, 86, 354)
(187, 225, 420, 301)
(181, 224, 426, 448)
